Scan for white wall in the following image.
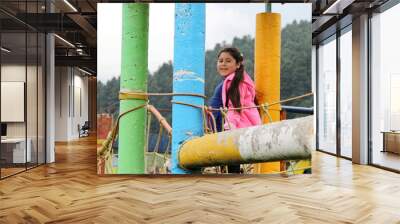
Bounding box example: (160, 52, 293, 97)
(1, 65, 41, 138)
(54, 66, 89, 141)
(1, 65, 26, 139)
(1, 63, 46, 164)
(55, 66, 69, 141)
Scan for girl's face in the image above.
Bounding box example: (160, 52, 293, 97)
(217, 52, 240, 77)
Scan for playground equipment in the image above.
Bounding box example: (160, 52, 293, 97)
(117, 4, 149, 174)
(97, 104, 172, 175)
(97, 93, 314, 174)
(179, 116, 313, 170)
(97, 3, 314, 175)
(171, 4, 206, 174)
(254, 11, 282, 173)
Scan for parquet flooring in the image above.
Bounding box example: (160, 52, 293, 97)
(1, 135, 400, 223)
(1, 167, 26, 177)
(373, 151, 400, 171)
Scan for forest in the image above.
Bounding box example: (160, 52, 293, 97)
(97, 20, 312, 147)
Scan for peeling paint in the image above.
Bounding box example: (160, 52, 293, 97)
(171, 3, 205, 174)
(174, 69, 195, 76)
(179, 116, 314, 169)
(238, 116, 313, 162)
(173, 71, 205, 83)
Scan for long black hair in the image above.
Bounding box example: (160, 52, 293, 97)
(217, 47, 244, 112)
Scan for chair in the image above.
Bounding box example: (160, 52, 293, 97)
(79, 121, 90, 138)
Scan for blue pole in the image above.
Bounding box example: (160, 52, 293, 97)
(172, 3, 205, 174)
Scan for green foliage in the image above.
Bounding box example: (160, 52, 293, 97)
(98, 20, 313, 130)
(281, 20, 312, 108)
(97, 76, 120, 119)
(147, 61, 173, 132)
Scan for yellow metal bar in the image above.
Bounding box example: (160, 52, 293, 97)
(254, 12, 282, 173)
(178, 116, 314, 171)
(179, 134, 243, 170)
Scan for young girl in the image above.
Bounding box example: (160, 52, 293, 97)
(218, 47, 261, 130)
(209, 47, 261, 173)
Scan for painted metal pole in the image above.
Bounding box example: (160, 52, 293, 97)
(179, 116, 314, 170)
(265, 3, 271, 13)
(254, 12, 282, 173)
(118, 4, 149, 174)
(172, 3, 205, 174)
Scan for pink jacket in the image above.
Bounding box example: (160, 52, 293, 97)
(222, 71, 262, 130)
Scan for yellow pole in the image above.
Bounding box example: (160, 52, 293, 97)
(254, 12, 282, 173)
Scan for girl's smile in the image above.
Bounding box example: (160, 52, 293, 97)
(217, 52, 240, 77)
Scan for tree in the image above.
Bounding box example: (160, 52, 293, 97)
(98, 20, 313, 132)
(281, 20, 313, 109)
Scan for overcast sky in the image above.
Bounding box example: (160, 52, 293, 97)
(98, 3, 311, 83)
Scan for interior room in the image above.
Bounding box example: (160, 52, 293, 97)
(0, 0, 399, 222)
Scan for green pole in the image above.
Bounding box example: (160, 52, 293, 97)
(118, 3, 149, 174)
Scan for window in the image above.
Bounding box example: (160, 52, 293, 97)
(339, 28, 352, 158)
(317, 35, 337, 154)
(0, 1, 47, 179)
(370, 3, 400, 171)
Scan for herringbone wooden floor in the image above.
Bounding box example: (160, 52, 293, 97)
(1, 135, 400, 223)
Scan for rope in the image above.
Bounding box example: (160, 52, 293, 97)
(151, 123, 164, 173)
(98, 91, 313, 174)
(164, 134, 172, 159)
(273, 92, 313, 106)
(206, 109, 217, 134)
(202, 106, 210, 134)
(98, 103, 148, 157)
(242, 164, 253, 174)
(146, 105, 172, 173)
(219, 107, 231, 130)
(172, 92, 313, 112)
(145, 109, 152, 169)
(97, 103, 148, 174)
(260, 103, 273, 123)
(119, 91, 206, 101)
(97, 131, 114, 174)
(171, 100, 204, 109)
(147, 105, 172, 135)
(205, 112, 212, 133)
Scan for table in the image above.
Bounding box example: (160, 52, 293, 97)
(1, 138, 32, 163)
(381, 131, 400, 154)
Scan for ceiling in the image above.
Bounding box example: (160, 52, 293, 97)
(0, 0, 396, 75)
(311, 0, 390, 43)
(0, 0, 99, 75)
